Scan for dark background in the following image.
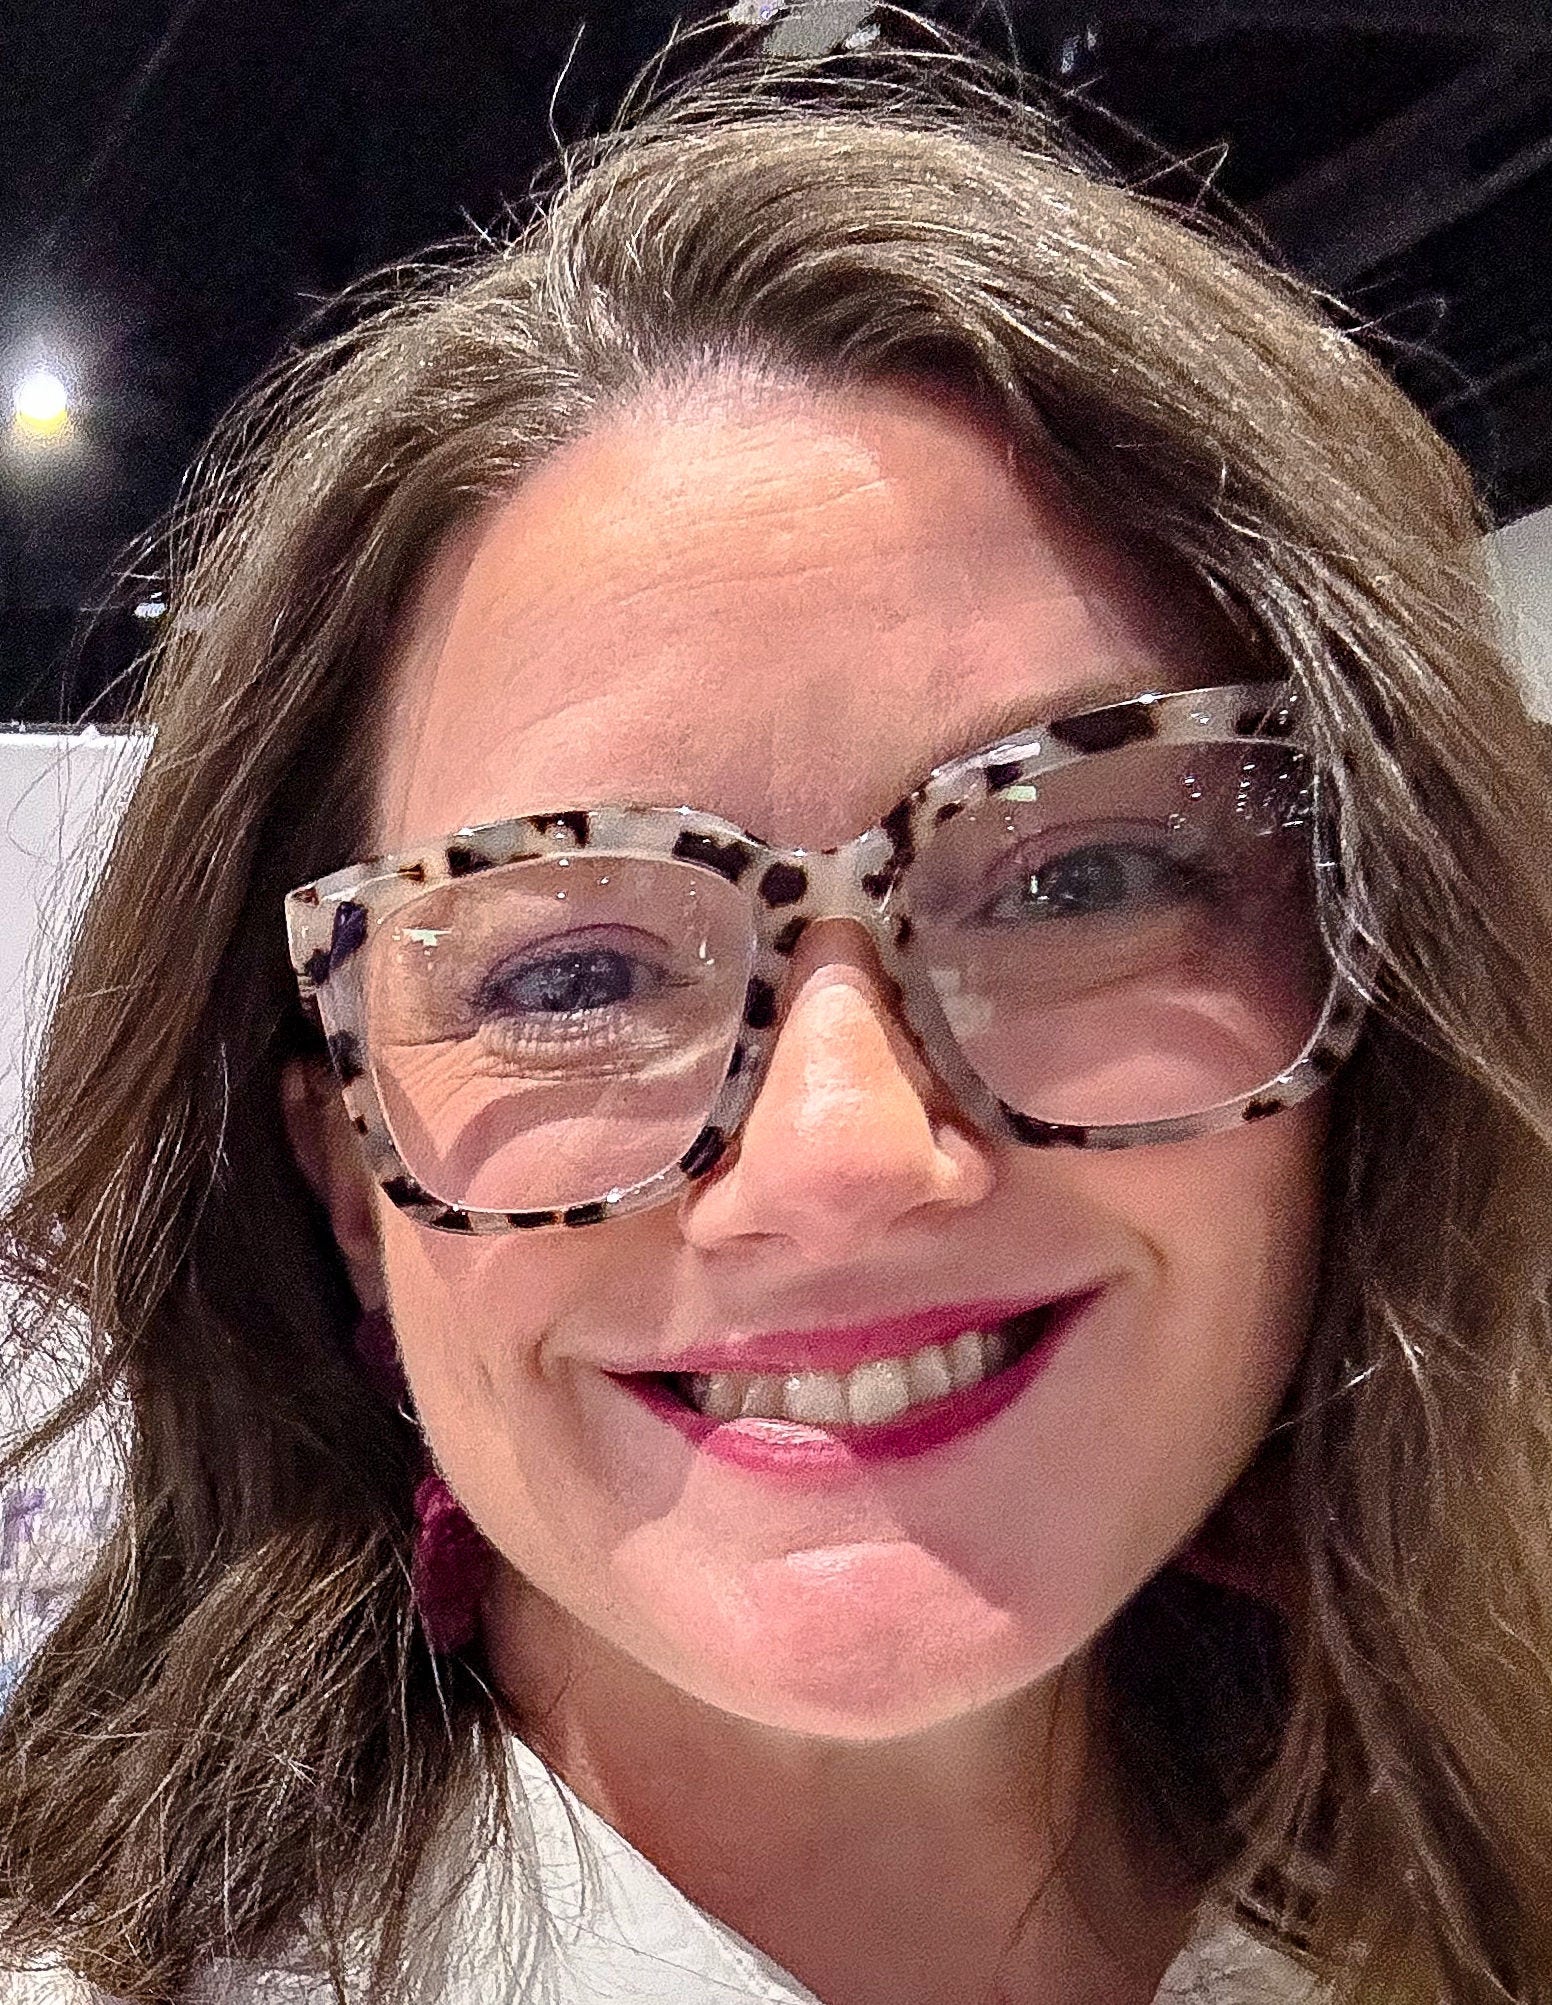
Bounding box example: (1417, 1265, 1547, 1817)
(2, 0, 1550, 723)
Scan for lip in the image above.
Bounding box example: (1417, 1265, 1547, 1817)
(614, 1291, 1099, 1481)
(603, 1292, 1090, 1380)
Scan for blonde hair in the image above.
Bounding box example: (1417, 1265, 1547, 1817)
(3, 33, 1551, 2003)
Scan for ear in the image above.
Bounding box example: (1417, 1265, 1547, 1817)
(280, 1056, 383, 1305)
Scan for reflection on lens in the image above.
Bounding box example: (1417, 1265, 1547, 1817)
(364, 855, 755, 1210)
(911, 742, 1328, 1126)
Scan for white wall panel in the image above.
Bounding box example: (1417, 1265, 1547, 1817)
(1492, 505, 1552, 719)
(0, 730, 146, 1695)
(0, 730, 149, 1193)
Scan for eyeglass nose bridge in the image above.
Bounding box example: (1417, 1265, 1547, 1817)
(736, 823, 1009, 1151)
(756, 825, 909, 939)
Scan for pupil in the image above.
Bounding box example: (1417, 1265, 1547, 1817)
(510, 948, 633, 1013)
(1039, 847, 1128, 912)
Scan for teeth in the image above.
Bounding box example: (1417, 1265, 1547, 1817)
(680, 1321, 1036, 1427)
(946, 1329, 987, 1389)
(981, 1329, 1012, 1376)
(740, 1375, 781, 1419)
(782, 1371, 851, 1424)
(846, 1358, 912, 1426)
(906, 1344, 953, 1405)
(691, 1373, 743, 1421)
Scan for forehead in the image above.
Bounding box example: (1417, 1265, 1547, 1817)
(373, 379, 1234, 851)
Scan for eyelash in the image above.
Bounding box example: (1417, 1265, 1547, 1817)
(969, 837, 1226, 924)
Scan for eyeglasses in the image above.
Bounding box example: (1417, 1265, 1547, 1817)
(285, 680, 1363, 1235)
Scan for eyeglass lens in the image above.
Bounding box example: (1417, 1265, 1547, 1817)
(911, 741, 1328, 1130)
(362, 740, 1330, 1212)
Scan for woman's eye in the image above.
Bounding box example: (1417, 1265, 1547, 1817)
(979, 841, 1194, 924)
(481, 946, 662, 1017)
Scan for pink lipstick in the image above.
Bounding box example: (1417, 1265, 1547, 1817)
(611, 1291, 1098, 1481)
(608, 1294, 1088, 1380)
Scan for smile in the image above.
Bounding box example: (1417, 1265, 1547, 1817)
(613, 1294, 1098, 1478)
(676, 1313, 1046, 1424)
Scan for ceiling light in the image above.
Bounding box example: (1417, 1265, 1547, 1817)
(11, 366, 70, 437)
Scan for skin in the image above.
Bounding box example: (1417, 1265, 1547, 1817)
(286, 376, 1325, 2005)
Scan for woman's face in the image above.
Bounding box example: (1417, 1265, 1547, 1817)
(346, 378, 1323, 1739)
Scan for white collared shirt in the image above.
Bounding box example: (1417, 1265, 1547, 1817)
(1, 1736, 1321, 2004)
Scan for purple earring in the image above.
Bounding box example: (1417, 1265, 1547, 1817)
(354, 1309, 493, 1654)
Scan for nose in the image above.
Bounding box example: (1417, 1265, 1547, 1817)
(678, 921, 995, 1263)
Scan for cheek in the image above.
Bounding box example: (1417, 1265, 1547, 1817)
(376, 1201, 581, 1434)
(1074, 1101, 1326, 1521)
(374, 1203, 677, 1591)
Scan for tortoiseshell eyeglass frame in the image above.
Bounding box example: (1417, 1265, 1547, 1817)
(285, 679, 1366, 1236)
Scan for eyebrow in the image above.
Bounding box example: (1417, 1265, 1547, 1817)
(399, 674, 1205, 853)
(929, 672, 1171, 772)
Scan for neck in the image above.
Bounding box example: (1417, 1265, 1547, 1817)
(486, 1583, 1199, 2005)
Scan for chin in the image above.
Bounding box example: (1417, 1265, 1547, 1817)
(643, 1547, 1090, 1741)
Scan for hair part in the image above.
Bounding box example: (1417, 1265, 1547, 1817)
(3, 30, 1551, 2003)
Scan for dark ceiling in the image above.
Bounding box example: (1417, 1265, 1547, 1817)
(2, 1, 1550, 723)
